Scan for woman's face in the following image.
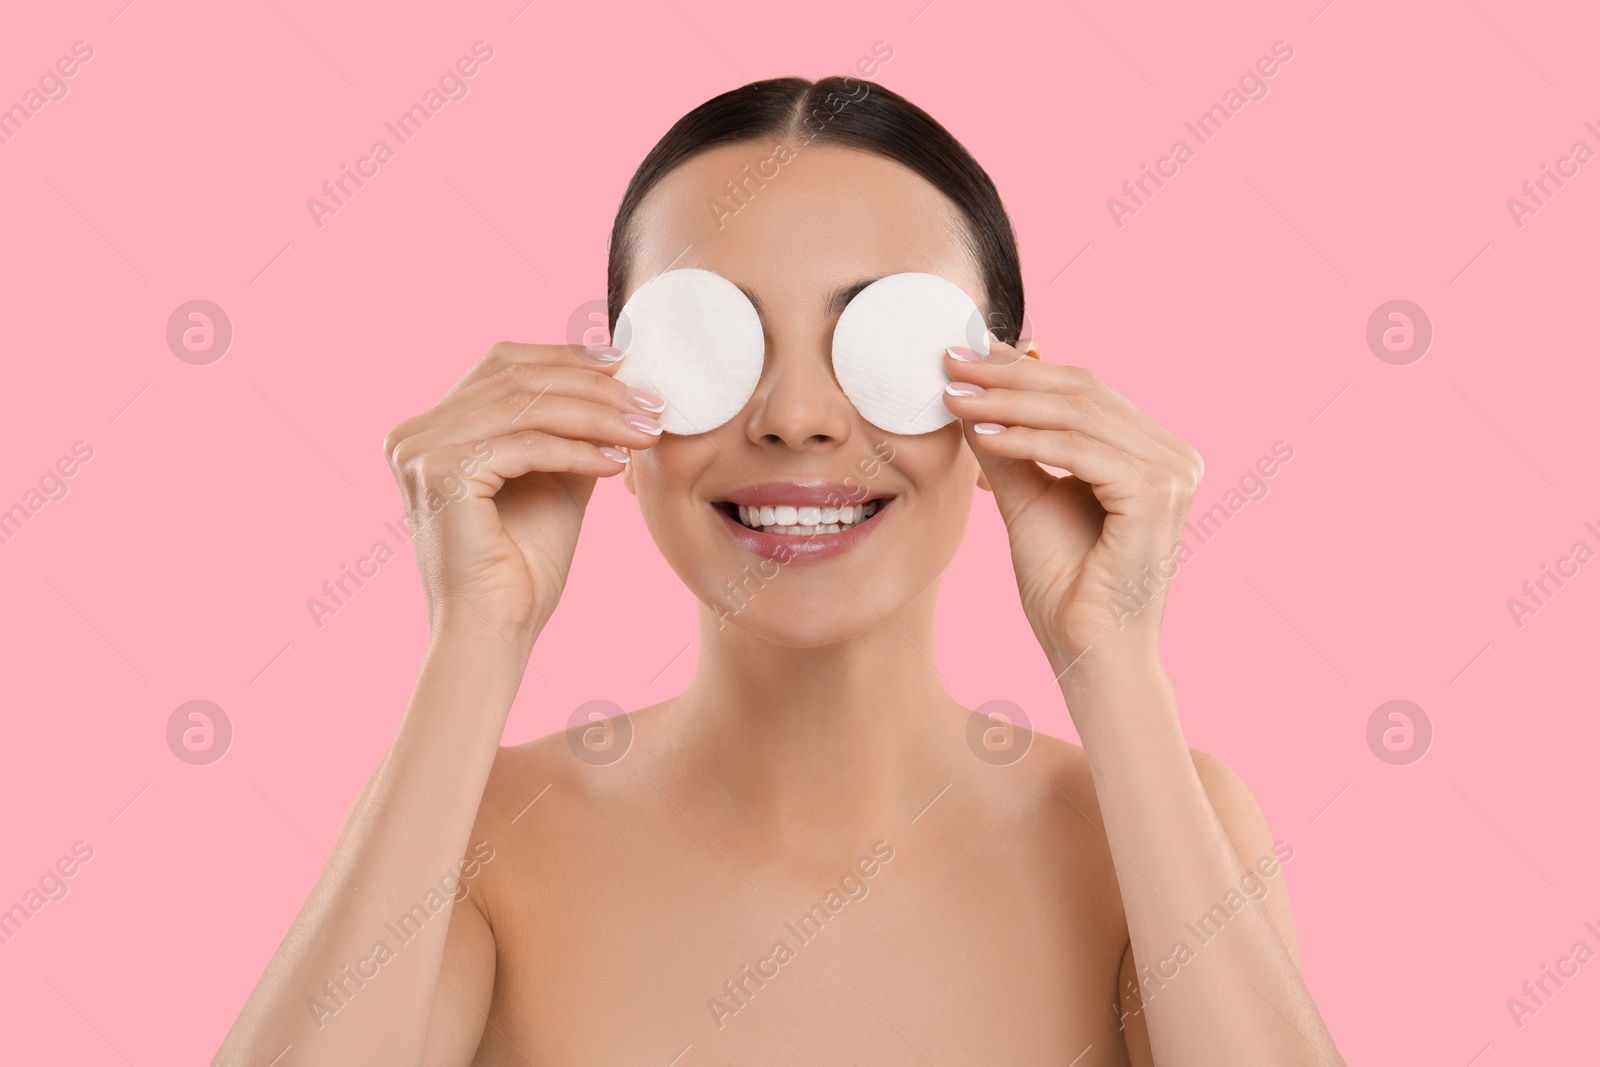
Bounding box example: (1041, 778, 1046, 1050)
(621, 141, 987, 646)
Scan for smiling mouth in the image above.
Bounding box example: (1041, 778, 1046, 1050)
(713, 498, 889, 536)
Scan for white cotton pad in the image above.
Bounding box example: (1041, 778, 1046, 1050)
(831, 272, 990, 435)
(612, 268, 765, 435)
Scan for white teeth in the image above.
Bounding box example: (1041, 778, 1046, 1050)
(733, 499, 884, 533)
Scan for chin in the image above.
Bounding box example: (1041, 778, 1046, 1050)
(706, 591, 896, 648)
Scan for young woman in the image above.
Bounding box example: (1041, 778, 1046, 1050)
(216, 76, 1344, 1065)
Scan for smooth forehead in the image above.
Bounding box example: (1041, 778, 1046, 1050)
(624, 142, 986, 318)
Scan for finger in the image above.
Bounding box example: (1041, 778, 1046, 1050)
(959, 414, 1056, 508)
(444, 340, 627, 403)
(965, 421, 1132, 490)
(389, 362, 660, 454)
(390, 392, 662, 472)
(943, 382, 1169, 465)
(472, 428, 635, 491)
(946, 343, 1156, 428)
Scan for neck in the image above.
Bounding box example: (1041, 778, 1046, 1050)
(668, 582, 963, 849)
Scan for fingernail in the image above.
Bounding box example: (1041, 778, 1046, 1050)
(584, 344, 625, 363)
(625, 413, 664, 435)
(946, 345, 986, 363)
(974, 422, 1007, 435)
(599, 446, 630, 463)
(945, 381, 985, 397)
(986, 328, 1005, 345)
(628, 387, 667, 412)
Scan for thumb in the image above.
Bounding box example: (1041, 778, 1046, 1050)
(962, 417, 1054, 525)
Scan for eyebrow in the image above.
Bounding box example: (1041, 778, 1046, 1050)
(733, 277, 882, 319)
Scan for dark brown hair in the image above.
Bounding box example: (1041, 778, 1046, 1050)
(605, 76, 1025, 344)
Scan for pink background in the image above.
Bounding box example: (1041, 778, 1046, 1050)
(2, 0, 1596, 1062)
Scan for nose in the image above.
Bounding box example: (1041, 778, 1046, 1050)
(742, 326, 855, 450)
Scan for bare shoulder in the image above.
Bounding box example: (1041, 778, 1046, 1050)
(1029, 737, 1288, 887)
(1184, 746, 1300, 959)
(478, 703, 673, 819)
(476, 728, 590, 825)
(464, 704, 672, 917)
(1020, 734, 1298, 954)
(977, 727, 1125, 913)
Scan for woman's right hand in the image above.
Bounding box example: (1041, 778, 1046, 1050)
(383, 341, 664, 649)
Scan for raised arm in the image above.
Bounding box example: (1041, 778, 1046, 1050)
(941, 337, 1343, 1064)
(212, 341, 665, 1066)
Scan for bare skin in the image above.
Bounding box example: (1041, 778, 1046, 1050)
(214, 141, 1344, 1065)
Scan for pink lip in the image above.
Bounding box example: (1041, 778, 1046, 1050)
(713, 493, 893, 564)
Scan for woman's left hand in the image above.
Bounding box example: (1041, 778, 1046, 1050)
(942, 339, 1204, 677)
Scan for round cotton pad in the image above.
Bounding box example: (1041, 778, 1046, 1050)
(830, 272, 989, 435)
(612, 268, 765, 435)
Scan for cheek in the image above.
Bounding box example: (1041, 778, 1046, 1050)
(631, 437, 722, 554)
(632, 439, 693, 514)
(906, 425, 979, 485)
(887, 428, 979, 533)
(934, 434, 982, 509)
